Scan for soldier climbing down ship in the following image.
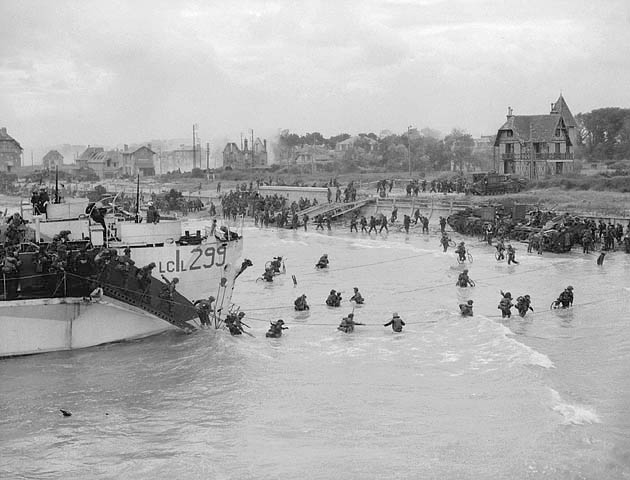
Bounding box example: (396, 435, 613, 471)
(159, 275, 179, 314)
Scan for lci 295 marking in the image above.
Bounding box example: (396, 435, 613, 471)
(158, 245, 227, 273)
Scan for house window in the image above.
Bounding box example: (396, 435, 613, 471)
(555, 129, 561, 137)
(506, 130, 513, 138)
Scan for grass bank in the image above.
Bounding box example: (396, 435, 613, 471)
(469, 188, 630, 218)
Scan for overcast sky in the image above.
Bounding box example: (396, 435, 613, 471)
(2, 0, 630, 152)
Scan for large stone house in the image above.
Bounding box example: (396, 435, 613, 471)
(42, 150, 64, 169)
(122, 145, 156, 176)
(0, 127, 23, 172)
(493, 95, 576, 179)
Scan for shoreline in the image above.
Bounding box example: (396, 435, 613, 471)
(3, 184, 628, 221)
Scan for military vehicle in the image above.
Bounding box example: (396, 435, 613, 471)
(469, 172, 527, 195)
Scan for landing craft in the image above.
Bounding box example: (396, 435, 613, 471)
(0, 197, 243, 358)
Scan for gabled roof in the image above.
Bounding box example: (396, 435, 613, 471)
(223, 142, 241, 153)
(123, 145, 156, 156)
(495, 115, 570, 146)
(89, 150, 123, 166)
(78, 147, 104, 161)
(337, 135, 379, 146)
(551, 94, 576, 127)
(0, 127, 23, 151)
(43, 150, 63, 160)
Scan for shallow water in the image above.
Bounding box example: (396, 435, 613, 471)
(1, 221, 629, 479)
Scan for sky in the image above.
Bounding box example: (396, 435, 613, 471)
(1, 0, 630, 157)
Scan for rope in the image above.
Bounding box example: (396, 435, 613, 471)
(240, 293, 621, 327)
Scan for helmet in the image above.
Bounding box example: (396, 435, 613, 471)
(323, 254, 328, 257)
(459, 241, 464, 245)
(524, 295, 530, 299)
(348, 313, 354, 318)
(353, 287, 358, 291)
(504, 292, 512, 298)
(567, 286, 573, 290)
(467, 300, 473, 305)
(276, 319, 284, 324)
(173, 277, 179, 283)
(393, 312, 399, 317)
(463, 269, 468, 273)
(330, 289, 336, 294)
(238, 312, 245, 318)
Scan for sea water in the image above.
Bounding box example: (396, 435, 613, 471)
(1, 220, 629, 479)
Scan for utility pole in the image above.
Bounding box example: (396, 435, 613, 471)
(407, 125, 413, 178)
(192, 124, 196, 170)
(206, 142, 210, 172)
(192, 123, 200, 170)
(251, 129, 255, 168)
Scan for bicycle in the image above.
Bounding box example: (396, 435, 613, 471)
(457, 250, 474, 264)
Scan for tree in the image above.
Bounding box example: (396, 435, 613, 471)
(444, 129, 474, 172)
(577, 107, 630, 160)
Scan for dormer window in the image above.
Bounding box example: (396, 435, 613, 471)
(555, 129, 561, 137)
(506, 130, 513, 138)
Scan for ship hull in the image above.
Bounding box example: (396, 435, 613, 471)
(0, 297, 185, 358)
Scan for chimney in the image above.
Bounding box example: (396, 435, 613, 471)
(124, 144, 128, 152)
(0, 127, 6, 135)
(507, 106, 513, 118)
(244, 139, 248, 151)
(147, 143, 152, 151)
(264, 139, 267, 151)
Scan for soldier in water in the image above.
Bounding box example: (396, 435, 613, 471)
(459, 300, 474, 317)
(338, 313, 363, 333)
(383, 312, 405, 332)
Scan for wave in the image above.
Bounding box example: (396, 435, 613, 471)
(549, 388, 601, 425)
(475, 315, 555, 369)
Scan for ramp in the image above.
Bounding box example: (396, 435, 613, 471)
(97, 264, 200, 332)
(299, 199, 373, 221)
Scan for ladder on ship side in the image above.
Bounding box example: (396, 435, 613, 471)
(94, 266, 200, 333)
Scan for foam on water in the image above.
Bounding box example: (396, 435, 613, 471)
(549, 388, 601, 425)
(476, 316, 555, 369)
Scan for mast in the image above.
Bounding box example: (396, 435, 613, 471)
(135, 173, 140, 223)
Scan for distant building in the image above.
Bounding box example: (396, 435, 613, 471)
(472, 135, 495, 153)
(76, 147, 104, 170)
(493, 95, 576, 179)
(122, 145, 156, 176)
(76, 147, 121, 179)
(335, 135, 379, 152)
(294, 145, 336, 167)
(42, 150, 64, 170)
(223, 138, 268, 169)
(222, 142, 243, 169)
(161, 147, 195, 173)
(0, 127, 23, 172)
